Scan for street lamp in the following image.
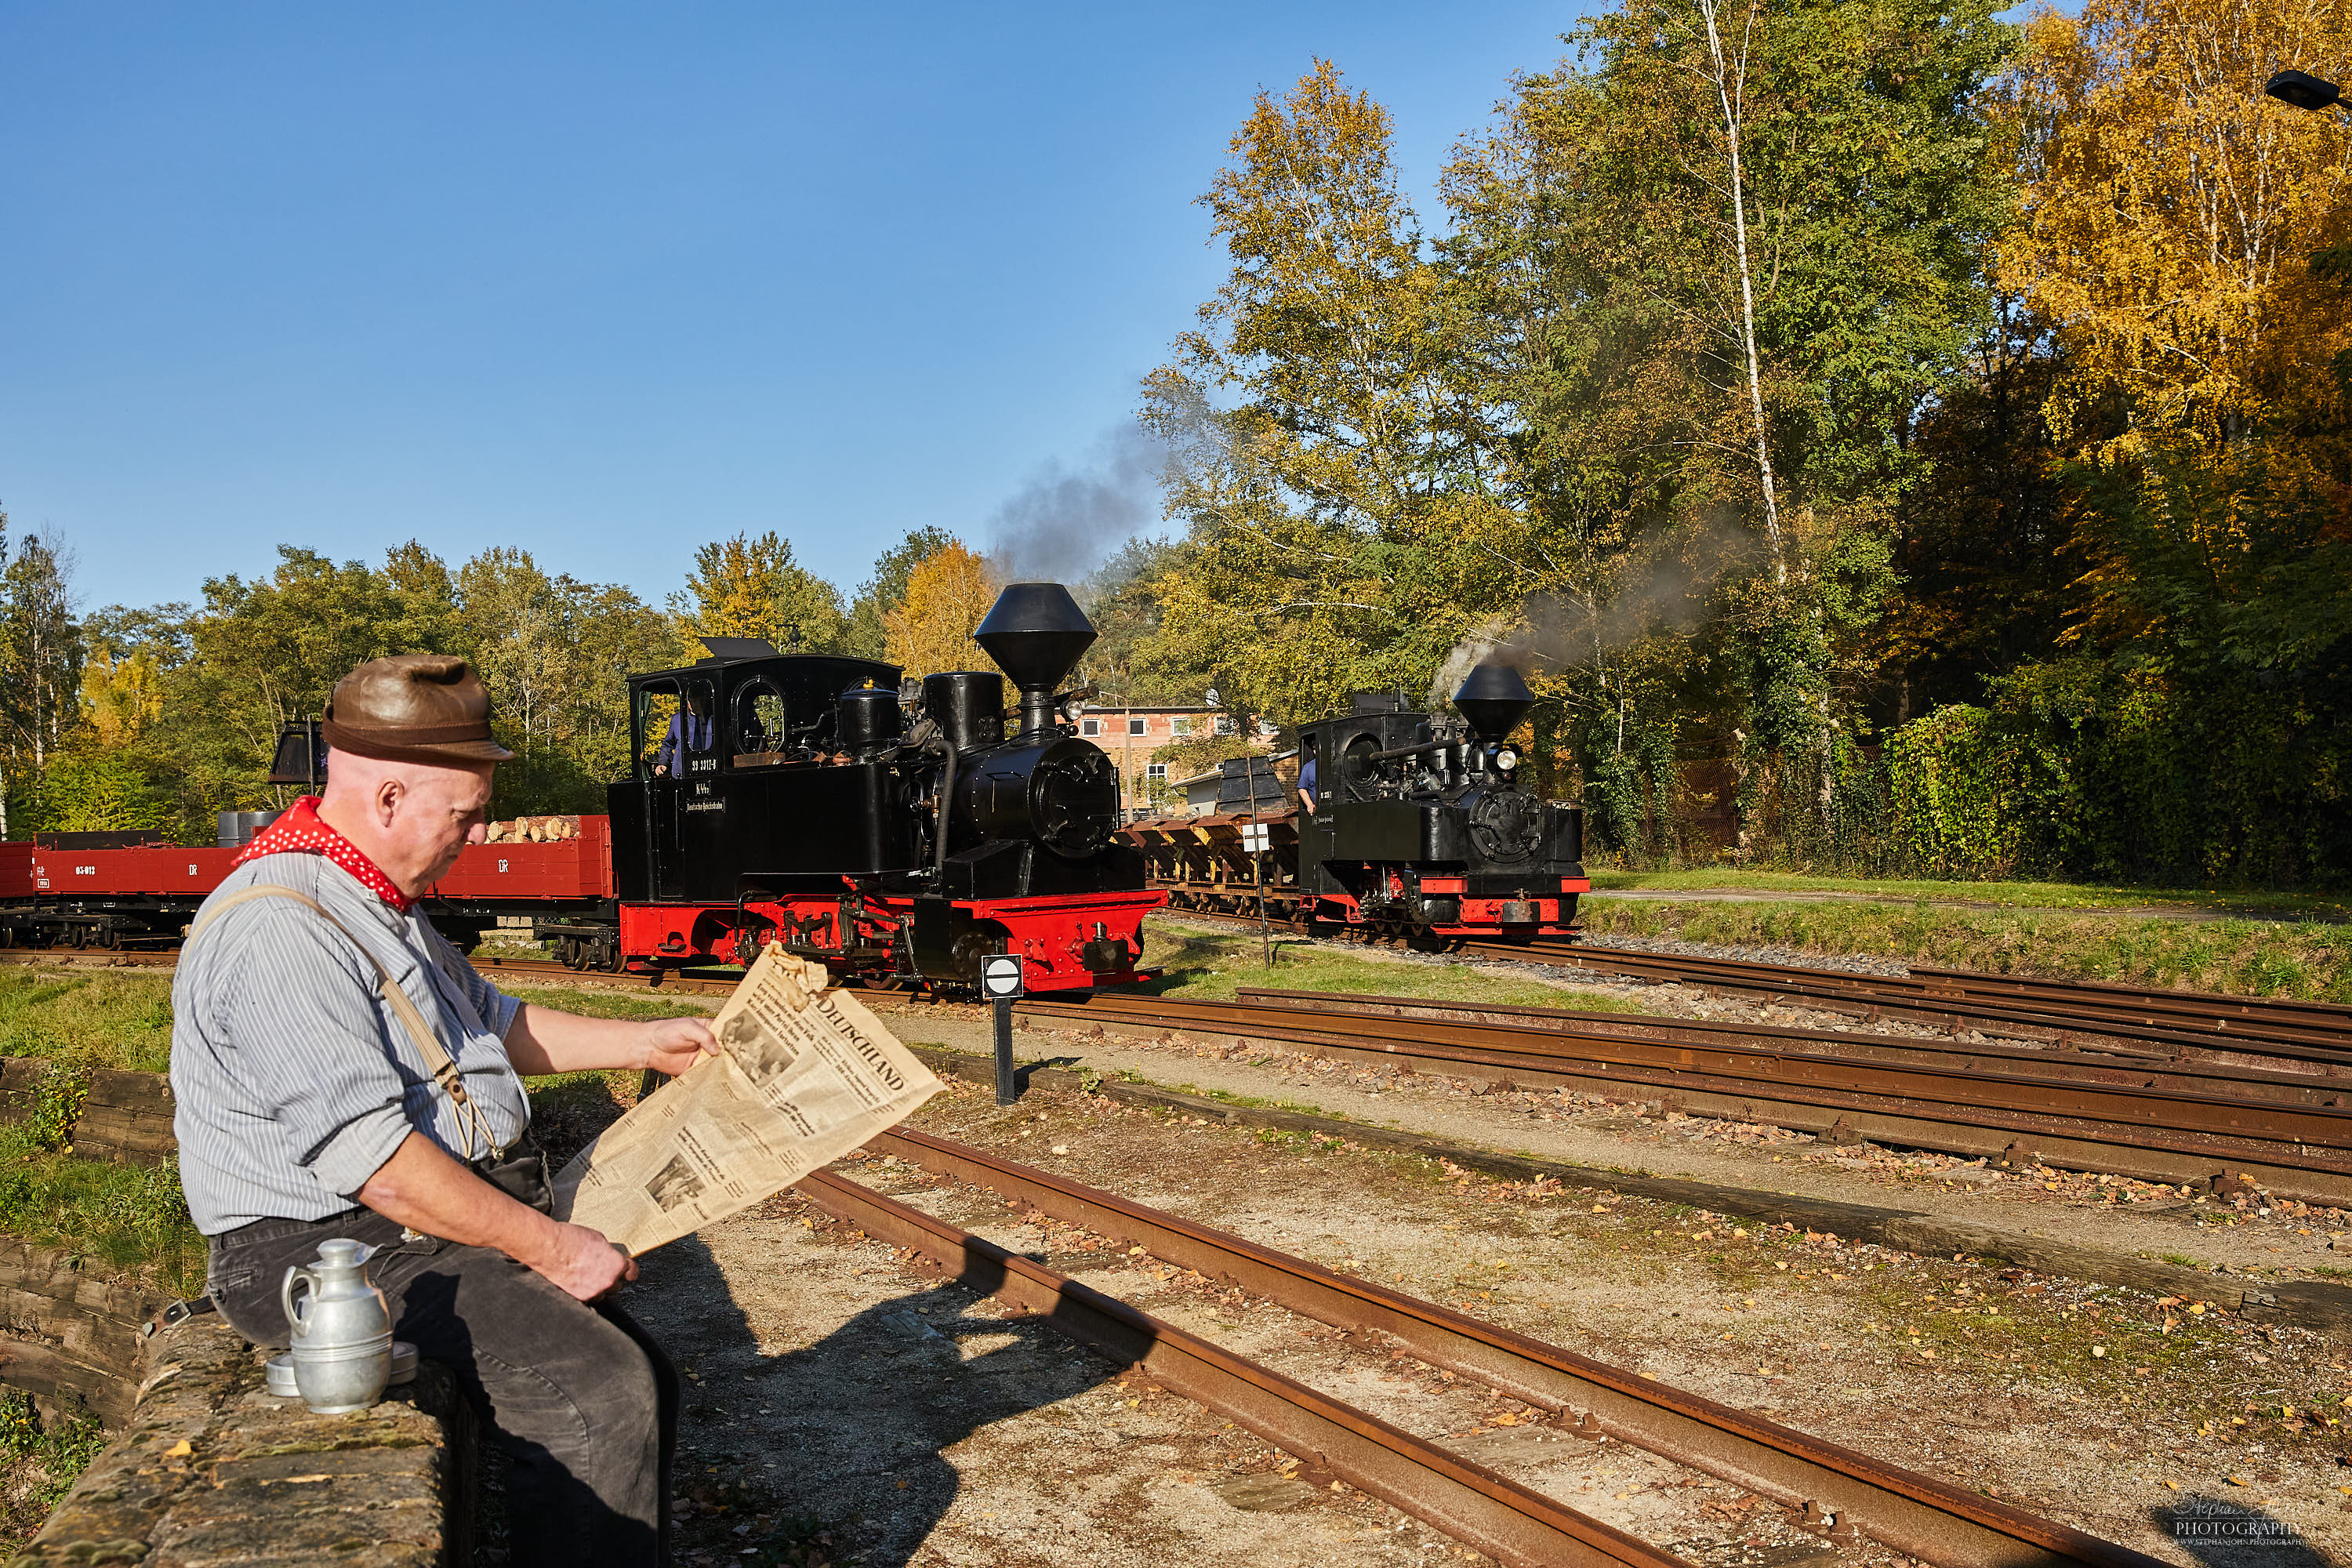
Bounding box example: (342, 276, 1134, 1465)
(2267, 69, 2345, 112)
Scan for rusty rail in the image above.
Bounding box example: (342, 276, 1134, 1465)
(793, 1167, 1690, 1568)
(1236, 988, 2352, 1108)
(1494, 943, 2352, 1065)
(1019, 992, 2352, 1203)
(860, 1131, 2168, 1568)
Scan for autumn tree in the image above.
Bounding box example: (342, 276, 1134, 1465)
(1985, 0, 2352, 880)
(0, 521, 82, 785)
(845, 527, 956, 660)
(885, 542, 1000, 679)
(1142, 60, 1510, 728)
(1442, 0, 2014, 852)
(673, 532, 846, 655)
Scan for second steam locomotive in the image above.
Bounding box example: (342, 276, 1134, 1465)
(1128, 663, 1588, 946)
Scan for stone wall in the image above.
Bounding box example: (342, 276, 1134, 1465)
(0, 1243, 167, 1428)
(0, 1062, 477, 1565)
(17, 1314, 474, 1567)
(0, 1058, 182, 1427)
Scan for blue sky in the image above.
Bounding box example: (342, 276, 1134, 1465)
(4, 4, 2054, 618)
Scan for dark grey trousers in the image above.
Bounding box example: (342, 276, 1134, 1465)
(205, 1144, 676, 1568)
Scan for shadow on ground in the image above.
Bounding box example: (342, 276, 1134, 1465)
(624, 1226, 1123, 1568)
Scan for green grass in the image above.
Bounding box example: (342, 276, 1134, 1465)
(1585, 866, 2352, 922)
(1575, 898, 2352, 1001)
(1138, 920, 1642, 1011)
(0, 972, 691, 1293)
(0, 1387, 109, 1551)
(0, 1097, 203, 1294)
(0, 968, 711, 1079)
(497, 985, 715, 1022)
(0, 969, 175, 1074)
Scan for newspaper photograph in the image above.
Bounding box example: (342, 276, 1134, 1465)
(552, 944, 943, 1254)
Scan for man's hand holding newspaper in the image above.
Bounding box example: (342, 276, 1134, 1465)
(553, 945, 944, 1255)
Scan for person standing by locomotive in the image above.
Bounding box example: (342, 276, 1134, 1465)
(652, 686, 714, 775)
(172, 654, 717, 1568)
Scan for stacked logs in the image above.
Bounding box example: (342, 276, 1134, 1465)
(481, 815, 582, 844)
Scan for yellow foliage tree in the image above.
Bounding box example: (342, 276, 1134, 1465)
(884, 543, 1000, 678)
(80, 650, 164, 747)
(2003, 0, 2352, 456)
(672, 532, 846, 655)
(2001, 0, 2352, 652)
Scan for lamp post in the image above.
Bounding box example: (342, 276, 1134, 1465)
(2267, 69, 2347, 112)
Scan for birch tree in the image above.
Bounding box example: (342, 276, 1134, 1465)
(0, 521, 85, 837)
(1472, 0, 2012, 844)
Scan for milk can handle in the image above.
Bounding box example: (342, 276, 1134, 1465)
(281, 1265, 316, 1338)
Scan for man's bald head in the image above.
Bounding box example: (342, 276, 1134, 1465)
(317, 748, 497, 898)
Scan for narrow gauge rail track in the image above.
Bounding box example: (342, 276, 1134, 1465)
(814, 1130, 2165, 1568)
(1483, 941, 2352, 1068)
(1234, 988, 2352, 1109)
(797, 1167, 1684, 1568)
(1021, 991, 2352, 1205)
(1164, 906, 2352, 1067)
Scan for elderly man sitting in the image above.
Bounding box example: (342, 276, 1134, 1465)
(173, 654, 714, 1568)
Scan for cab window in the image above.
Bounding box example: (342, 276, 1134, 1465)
(734, 680, 787, 765)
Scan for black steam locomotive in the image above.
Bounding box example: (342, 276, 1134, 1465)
(1292, 664, 1587, 942)
(590, 581, 1161, 993)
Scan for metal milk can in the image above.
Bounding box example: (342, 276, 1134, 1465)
(281, 1238, 393, 1414)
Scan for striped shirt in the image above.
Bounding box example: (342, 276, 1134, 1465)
(170, 852, 533, 1234)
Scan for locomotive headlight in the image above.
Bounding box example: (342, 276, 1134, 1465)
(1496, 747, 1519, 771)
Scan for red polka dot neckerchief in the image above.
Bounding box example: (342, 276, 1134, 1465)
(230, 796, 417, 913)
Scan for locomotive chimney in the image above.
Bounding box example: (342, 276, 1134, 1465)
(1453, 662, 1535, 742)
(973, 581, 1098, 742)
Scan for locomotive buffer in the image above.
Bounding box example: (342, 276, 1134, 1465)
(982, 953, 1024, 1105)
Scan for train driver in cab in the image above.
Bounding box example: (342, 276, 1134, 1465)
(653, 686, 714, 776)
(172, 653, 717, 1568)
(1297, 738, 1317, 815)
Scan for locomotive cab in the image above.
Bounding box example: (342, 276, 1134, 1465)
(609, 642, 908, 906)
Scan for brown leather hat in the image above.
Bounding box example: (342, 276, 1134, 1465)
(322, 654, 515, 765)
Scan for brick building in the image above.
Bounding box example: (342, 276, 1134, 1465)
(1076, 704, 1273, 814)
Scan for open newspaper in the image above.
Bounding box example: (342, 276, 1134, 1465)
(551, 945, 942, 1255)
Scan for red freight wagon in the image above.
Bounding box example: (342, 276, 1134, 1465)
(428, 816, 612, 902)
(0, 825, 611, 953)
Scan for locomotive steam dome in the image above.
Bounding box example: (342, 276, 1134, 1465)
(1454, 662, 1534, 740)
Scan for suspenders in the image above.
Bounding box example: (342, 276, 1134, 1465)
(188, 884, 500, 1163)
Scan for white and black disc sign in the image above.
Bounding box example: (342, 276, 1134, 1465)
(981, 953, 1024, 1000)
